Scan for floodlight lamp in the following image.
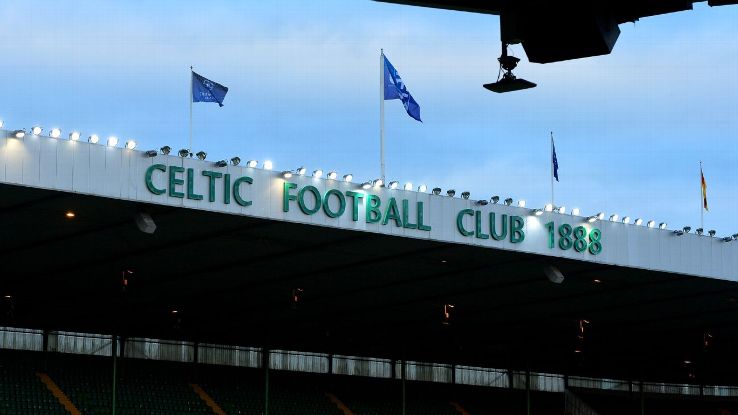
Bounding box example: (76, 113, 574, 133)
(544, 203, 554, 212)
(145, 150, 158, 157)
(194, 151, 206, 160)
(88, 134, 100, 144)
(263, 160, 273, 170)
(695, 228, 704, 235)
(543, 265, 565, 284)
(557, 206, 566, 214)
(13, 130, 25, 138)
(658, 222, 667, 230)
(107, 136, 118, 147)
(609, 214, 619, 222)
(282, 170, 293, 179)
(504, 198, 513, 206)
(634, 218, 643, 226)
(31, 126, 42, 135)
(477, 200, 489, 206)
(733, 233, 738, 239)
(587, 216, 598, 223)
(722, 237, 733, 242)
(483, 43, 537, 93)
(571, 208, 580, 216)
(50, 128, 61, 138)
(373, 178, 383, 188)
(447, 189, 456, 197)
(327, 171, 337, 180)
(491, 196, 500, 204)
(389, 181, 399, 189)
(246, 160, 258, 168)
(534, 209, 543, 216)
(313, 169, 323, 178)
(622, 216, 631, 224)
(462, 191, 471, 200)
(343, 174, 353, 182)
(403, 182, 413, 191)
(417, 184, 427, 192)
(215, 160, 227, 167)
(432, 187, 441, 195)
(673, 230, 684, 236)
(361, 181, 372, 190)
(647, 220, 656, 228)
(160, 146, 171, 155)
(708, 230, 716, 237)
(0, 120, 3, 128)
(517, 199, 525, 207)
(69, 131, 80, 141)
(296, 166, 306, 175)
(597, 212, 605, 220)
(178, 148, 191, 158)
(125, 140, 136, 150)
(683, 226, 691, 233)
(230, 157, 241, 166)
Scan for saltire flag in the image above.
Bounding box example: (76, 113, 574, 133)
(552, 136, 559, 181)
(701, 166, 708, 211)
(192, 71, 229, 107)
(383, 54, 422, 122)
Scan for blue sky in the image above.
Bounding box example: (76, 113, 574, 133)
(1, 0, 737, 236)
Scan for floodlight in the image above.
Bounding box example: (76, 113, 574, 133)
(125, 140, 136, 150)
(88, 134, 100, 144)
(597, 212, 605, 220)
(13, 130, 25, 138)
(160, 146, 171, 155)
(361, 181, 372, 190)
(49, 128, 61, 138)
(135, 212, 156, 234)
(246, 160, 258, 168)
(587, 216, 598, 223)
(647, 220, 656, 228)
(622, 216, 631, 224)
(557, 206, 566, 214)
(417, 184, 427, 192)
(491, 196, 500, 204)
(69, 131, 81, 141)
(571, 208, 580, 216)
(282, 171, 293, 178)
(695, 228, 704, 235)
(313, 169, 323, 178)
(31, 126, 42, 135)
(447, 189, 456, 197)
(733, 233, 738, 239)
(178, 148, 190, 158)
(373, 179, 383, 188)
(544, 204, 554, 212)
(609, 214, 619, 222)
(543, 265, 565, 284)
(504, 198, 513, 206)
(477, 200, 489, 206)
(296, 166, 306, 175)
(343, 174, 353, 182)
(534, 209, 543, 216)
(722, 236, 733, 242)
(327, 171, 337, 179)
(263, 160, 273, 170)
(230, 157, 241, 166)
(432, 187, 441, 195)
(658, 222, 667, 230)
(145, 150, 158, 157)
(388, 181, 399, 189)
(683, 226, 691, 233)
(0, 120, 3, 128)
(517, 199, 525, 207)
(634, 218, 643, 226)
(461, 191, 471, 200)
(107, 136, 118, 147)
(708, 230, 716, 237)
(403, 183, 413, 191)
(673, 230, 684, 236)
(215, 160, 227, 167)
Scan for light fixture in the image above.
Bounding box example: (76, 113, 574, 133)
(389, 181, 399, 189)
(13, 130, 25, 138)
(477, 200, 489, 206)
(544, 204, 554, 212)
(647, 220, 656, 228)
(432, 187, 441, 195)
(557, 206, 566, 214)
(417, 184, 427, 192)
(125, 140, 136, 150)
(597, 212, 605, 220)
(263, 160, 273, 170)
(609, 214, 619, 222)
(107, 136, 118, 147)
(246, 160, 258, 168)
(696, 228, 704, 235)
(403, 183, 413, 191)
(461, 191, 471, 200)
(491, 196, 500, 204)
(178, 148, 190, 158)
(231, 157, 241, 166)
(31, 126, 42, 135)
(195, 151, 207, 160)
(733, 233, 738, 239)
(571, 208, 580, 216)
(343, 174, 353, 182)
(504, 198, 513, 206)
(587, 215, 598, 223)
(622, 216, 631, 224)
(484, 42, 536, 93)
(683, 226, 692, 233)
(313, 169, 323, 178)
(709, 230, 716, 237)
(145, 150, 158, 157)
(327, 171, 337, 180)
(361, 181, 372, 190)
(658, 222, 667, 230)
(282, 170, 293, 178)
(673, 230, 684, 236)
(543, 265, 565, 284)
(160, 146, 171, 155)
(442, 304, 455, 326)
(88, 134, 100, 144)
(0, 120, 3, 128)
(215, 160, 227, 167)
(65, 211, 75, 218)
(533, 209, 543, 216)
(135, 212, 156, 234)
(68, 131, 80, 141)
(517, 199, 525, 207)
(722, 236, 734, 242)
(373, 179, 383, 188)
(296, 167, 306, 175)
(634, 218, 643, 226)
(50, 128, 61, 138)
(447, 189, 456, 197)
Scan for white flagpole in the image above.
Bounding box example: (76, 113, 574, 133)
(380, 49, 386, 183)
(550, 131, 554, 207)
(189, 66, 193, 153)
(700, 161, 704, 230)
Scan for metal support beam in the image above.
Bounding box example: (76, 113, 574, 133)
(112, 334, 118, 415)
(263, 347, 270, 415)
(401, 359, 406, 415)
(526, 369, 531, 415)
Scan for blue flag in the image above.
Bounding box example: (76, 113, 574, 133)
(192, 71, 228, 107)
(383, 54, 421, 122)
(552, 136, 559, 182)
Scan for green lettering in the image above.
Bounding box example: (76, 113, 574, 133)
(298, 185, 321, 215)
(186, 168, 203, 200)
(168, 166, 185, 198)
(382, 197, 402, 227)
(233, 176, 253, 207)
(323, 189, 346, 218)
(202, 170, 223, 202)
(490, 213, 508, 241)
(283, 182, 297, 212)
(475, 210, 489, 239)
(457, 209, 474, 236)
(417, 202, 431, 231)
(224, 174, 231, 204)
(402, 199, 417, 229)
(366, 194, 382, 223)
(346, 191, 364, 221)
(510, 215, 525, 243)
(144, 164, 166, 195)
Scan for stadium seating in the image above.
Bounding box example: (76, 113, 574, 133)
(574, 388, 738, 415)
(0, 357, 66, 415)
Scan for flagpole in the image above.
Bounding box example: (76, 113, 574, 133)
(700, 161, 704, 230)
(550, 131, 554, 206)
(380, 49, 386, 183)
(189, 66, 193, 153)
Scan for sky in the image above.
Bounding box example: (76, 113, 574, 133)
(1, 0, 737, 236)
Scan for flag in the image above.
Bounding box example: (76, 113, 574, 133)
(701, 166, 708, 211)
(192, 71, 229, 107)
(552, 136, 559, 182)
(383, 54, 422, 122)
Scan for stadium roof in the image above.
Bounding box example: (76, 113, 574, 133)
(1, 129, 738, 385)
